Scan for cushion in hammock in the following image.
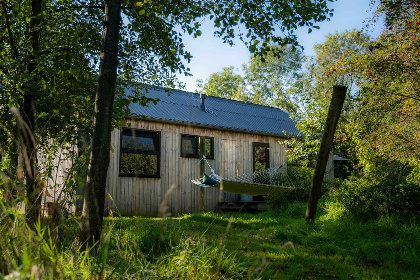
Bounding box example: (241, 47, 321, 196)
(202, 173, 220, 186)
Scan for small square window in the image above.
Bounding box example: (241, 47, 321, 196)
(120, 128, 160, 177)
(181, 135, 198, 157)
(181, 135, 214, 159)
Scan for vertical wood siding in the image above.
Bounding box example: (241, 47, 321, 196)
(39, 143, 78, 215)
(105, 120, 289, 216)
(41, 121, 335, 217)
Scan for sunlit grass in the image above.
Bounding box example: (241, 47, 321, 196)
(1, 201, 419, 279)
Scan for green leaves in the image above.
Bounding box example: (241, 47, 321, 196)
(197, 45, 303, 113)
(249, 44, 256, 53)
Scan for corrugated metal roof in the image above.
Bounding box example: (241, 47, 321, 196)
(127, 86, 300, 137)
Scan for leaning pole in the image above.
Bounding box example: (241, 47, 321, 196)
(306, 85, 347, 222)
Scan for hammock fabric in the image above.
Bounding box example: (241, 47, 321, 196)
(191, 156, 294, 196)
(195, 180, 293, 196)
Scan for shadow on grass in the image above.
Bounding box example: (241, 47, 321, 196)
(102, 202, 420, 279)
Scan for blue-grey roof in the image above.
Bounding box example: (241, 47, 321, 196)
(127, 86, 300, 137)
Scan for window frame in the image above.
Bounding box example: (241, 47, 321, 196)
(252, 142, 270, 172)
(180, 134, 214, 159)
(119, 128, 161, 178)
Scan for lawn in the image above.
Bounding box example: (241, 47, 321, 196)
(90, 202, 420, 279)
(2, 201, 419, 279)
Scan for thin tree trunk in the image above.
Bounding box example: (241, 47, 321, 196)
(23, 0, 43, 227)
(305, 85, 347, 223)
(80, 0, 121, 245)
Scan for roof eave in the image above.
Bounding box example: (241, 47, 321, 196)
(125, 115, 302, 139)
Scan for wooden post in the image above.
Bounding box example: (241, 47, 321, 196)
(305, 85, 347, 222)
(199, 137, 206, 212)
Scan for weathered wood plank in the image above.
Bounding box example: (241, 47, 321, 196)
(102, 119, 309, 215)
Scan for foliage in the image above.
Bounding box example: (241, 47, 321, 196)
(328, 177, 420, 218)
(348, 15, 419, 166)
(289, 7, 419, 186)
(0, 0, 99, 147)
(2, 0, 338, 246)
(197, 45, 304, 113)
(0, 0, 100, 224)
(117, 0, 336, 115)
(120, 153, 157, 175)
(265, 165, 338, 210)
(83, 0, 336, 242)
(266, 165, 313, 209)
(287, 30, 369, 167)
(1, 202, 419, 279)
(316, 6, 420, 185)
(196, 66, 248, 101)
(244, 45, 304, 114)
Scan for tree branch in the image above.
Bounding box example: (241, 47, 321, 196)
(0, 0, 23, 73)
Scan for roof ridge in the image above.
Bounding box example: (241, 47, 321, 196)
(150, 85, 291, 114)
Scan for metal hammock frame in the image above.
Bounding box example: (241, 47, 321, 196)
(191, 155, 294, 196)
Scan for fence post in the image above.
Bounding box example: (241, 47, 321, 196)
(306, 85, 347, 222)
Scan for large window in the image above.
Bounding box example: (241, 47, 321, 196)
(181, 134, 214, 159)
(120, 128, 160, 177)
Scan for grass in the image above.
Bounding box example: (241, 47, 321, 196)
(1, 201, 420, 279)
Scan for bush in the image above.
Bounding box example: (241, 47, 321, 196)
(328, 177, 420, 218)
(266, 165, 331, 209)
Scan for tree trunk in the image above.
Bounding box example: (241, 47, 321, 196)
(80, 0, 121, 246)
(23, 0, 43, 227)
(305, 85, 347, 222)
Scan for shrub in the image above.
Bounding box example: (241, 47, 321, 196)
(266, 165, 331, 209)
(328, 177, 420, 218)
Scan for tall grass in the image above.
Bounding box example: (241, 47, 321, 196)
(0, 204, 244, 279)
(0, 200, 419, 279)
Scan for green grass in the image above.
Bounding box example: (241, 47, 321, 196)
(1, 202, 419, 279)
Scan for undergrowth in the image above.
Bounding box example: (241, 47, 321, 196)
(1, 201, 419, 279)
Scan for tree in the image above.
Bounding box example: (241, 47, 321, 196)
(196, 67, 248, 101)
(345, 6, 420, 183)
(81, 0, 336, 244)
(197, 45, 304, 114)
(287, 30, 369, 167)
(0, 0, 100, 227)
(299, 1, 420, 221)
(80, 0, 122, 245)
(244, 45, 304, 113)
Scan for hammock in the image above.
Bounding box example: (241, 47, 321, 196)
(191, 156, 294, 196)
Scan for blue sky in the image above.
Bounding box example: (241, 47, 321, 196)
(177, 0, 383, 92)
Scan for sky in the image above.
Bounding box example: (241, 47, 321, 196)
(177, 0, 383, 92)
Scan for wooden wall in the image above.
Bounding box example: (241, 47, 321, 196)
(105, 119, 290, 216)
(38, 143, 78, 215)
(40, 120, 334, 216)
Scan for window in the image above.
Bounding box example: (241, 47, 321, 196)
(252, 142, 270, 201)
(253, 142, 270, 183)
(120, 128, 160, 177)
(181, 135, 214, 159)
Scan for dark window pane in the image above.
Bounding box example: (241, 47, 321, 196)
(122, 135, 156, 151)
(120, 153, 158, 176)
(254, 146, 268, 171)
(181, 137, 197, 155)
(253, 143, 270, 187)
(205, 138, 212, 157)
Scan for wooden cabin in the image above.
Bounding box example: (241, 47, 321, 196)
(103, 87, 333, 216)
(42, 86, 334, 216)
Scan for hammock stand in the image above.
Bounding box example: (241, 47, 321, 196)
(191, 156, 294, 196)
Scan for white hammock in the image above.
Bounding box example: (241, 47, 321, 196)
(191, 156, 294, 196)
